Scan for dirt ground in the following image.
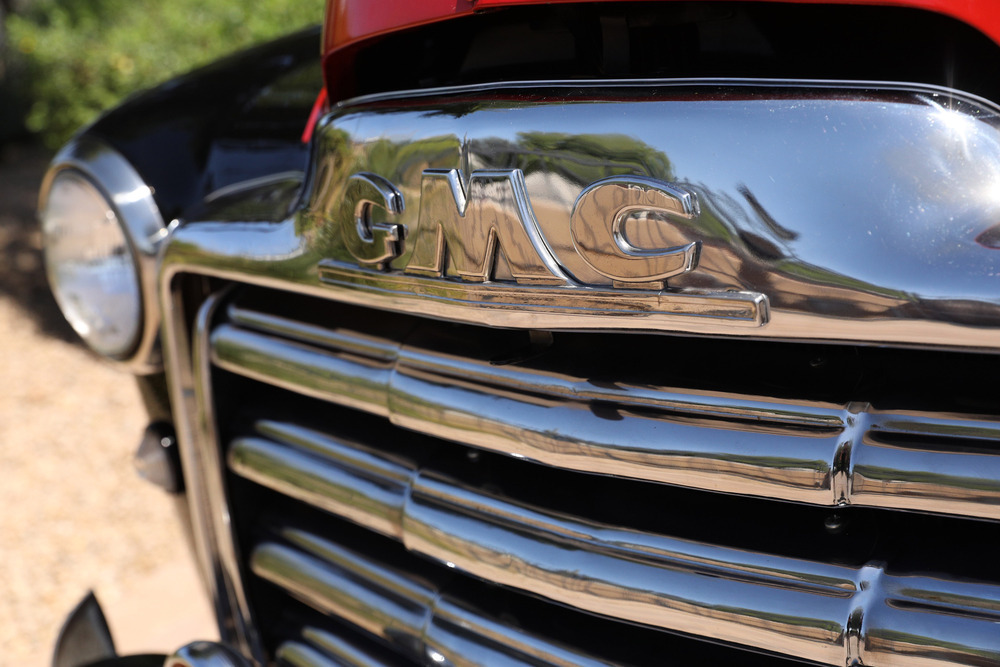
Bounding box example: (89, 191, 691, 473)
(0, 145, 214, 666)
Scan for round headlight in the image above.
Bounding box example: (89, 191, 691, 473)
(41, 169, 142, 358)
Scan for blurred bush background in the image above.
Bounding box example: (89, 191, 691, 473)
(0, 0, 317, 148)
(0, 3, 319, 664)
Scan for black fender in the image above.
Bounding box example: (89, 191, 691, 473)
(84, 26, 322, 224)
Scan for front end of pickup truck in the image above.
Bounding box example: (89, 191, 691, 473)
(39, 1, 1000, 665)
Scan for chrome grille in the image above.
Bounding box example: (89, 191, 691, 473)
(212, 290, 1000, 522)
(195, 284, 1000, 666)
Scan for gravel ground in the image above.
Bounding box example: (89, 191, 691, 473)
(0, 145, 213, 666)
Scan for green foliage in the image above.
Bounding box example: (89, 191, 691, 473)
(6, 0, 319, 147)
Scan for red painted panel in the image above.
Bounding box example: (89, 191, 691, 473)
(323, 0, 1000, 57)
(324, 0, 475, 56)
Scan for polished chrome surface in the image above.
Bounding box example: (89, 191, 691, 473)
(40, 136, 169, 372)
(212, 311, 1000, 521)
(191, 295, 263, 661)
(275, 643, 343, 667)
(317, 263, 768, 328)
(159, 288, 263, 662)
(252, 528, 616, 667)
(159, 79, 1000, 350)
(570, 175, 701, 285)
(161, 285, 219, 627)
(232, 420, 1000, 667)
(154, 78, 1000, 667)
(276, 627, 403, 667)
(273, 643, 339, 667)
(339, 172, 405, 271)
(405, 168, 568, 285)
(165, 642, 251, 667)
(325, 165, 764, 325)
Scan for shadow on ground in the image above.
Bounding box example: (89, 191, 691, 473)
(0, 143, 78, 343)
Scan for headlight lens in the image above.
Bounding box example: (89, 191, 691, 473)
(41, 170, 142, 358)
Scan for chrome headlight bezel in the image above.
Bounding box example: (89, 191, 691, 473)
(39, 136, 168, 373)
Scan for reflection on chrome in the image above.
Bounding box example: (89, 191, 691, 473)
(162, 80, 1000, 350)
(212, 309, 1000, 522)
(234, 421, 1000, 667)
(570, 175, 701, 284)
(273, 642, 340, 667)
(253, 533, 614, 667)
(165, 642, 252, 667)
(156, 79, 1000, 667)
(276, 627, 413, 667)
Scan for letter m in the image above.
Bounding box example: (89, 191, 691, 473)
(404, 169, 565, 285)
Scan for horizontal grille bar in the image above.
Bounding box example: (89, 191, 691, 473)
(278, 626, 404, 667)
(252, 529, 615, 667)
(276, 641, 341, 667)
(231, 420, 1000, 667)
(211, 307, 1000, 521)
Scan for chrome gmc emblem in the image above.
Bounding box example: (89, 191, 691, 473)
(318, 168, 767, 329)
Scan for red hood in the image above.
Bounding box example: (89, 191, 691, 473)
(324, 0, 1000, 57)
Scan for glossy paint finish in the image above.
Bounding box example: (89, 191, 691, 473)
(87, 28, 321, 226)
(231, 420, 1000, 666)
(322, 0, 1000, 58)
(165, 80, 1000, 351)
(210, 306, 1000, 521)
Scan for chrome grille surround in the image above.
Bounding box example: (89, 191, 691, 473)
(160, 80, 1000, 666)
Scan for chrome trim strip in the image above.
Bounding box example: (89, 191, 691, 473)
(225, 305, 399, 361)
(318, 262, 769, 329)
(210, 325, 392, 417)
(163, 289, 229, 632)
(235, 428, 1000, 667)
(279, 627, 403, 667)
(229, 432, 406, 542)
(192, 294, 263, 661)
(252, 532, 616, 667)
(166, 642, 252, 667)
(160, 284, 264, 661)
(274, 643, 340, 667)
(214, 321, 1000, 521)
(334, 77, 1000, 112)
(40, 136, 169, 372)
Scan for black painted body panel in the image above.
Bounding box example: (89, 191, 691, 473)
(85, 27, 322, 224)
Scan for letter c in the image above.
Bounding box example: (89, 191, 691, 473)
(570, 176, 700, 283)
